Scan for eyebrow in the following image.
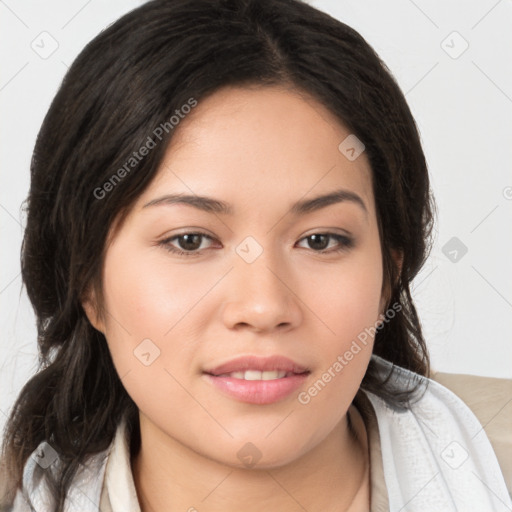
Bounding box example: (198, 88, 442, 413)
(143, 188, 368, 217)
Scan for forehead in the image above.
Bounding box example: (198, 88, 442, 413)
(134, 85, 375, 221)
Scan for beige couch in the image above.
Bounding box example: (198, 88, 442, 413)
(431, 370, 512, 496)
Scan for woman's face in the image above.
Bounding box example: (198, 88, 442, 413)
(85, 85, 388, 468)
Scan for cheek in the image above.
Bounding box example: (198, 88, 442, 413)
(299, 243, 383, 405)
(307, 251, 384, 349)
(99, 240, 210, 378)
(101, 238, 215, 337)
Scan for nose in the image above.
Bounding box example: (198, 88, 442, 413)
(221, 249, 303, 333)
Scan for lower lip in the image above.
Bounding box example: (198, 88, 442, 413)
(203, 373, 310, 405)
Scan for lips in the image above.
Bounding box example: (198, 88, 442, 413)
(203, 355, 310, 377)
(202, 355, 310, 404)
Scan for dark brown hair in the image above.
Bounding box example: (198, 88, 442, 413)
(1, 0, 435, 509)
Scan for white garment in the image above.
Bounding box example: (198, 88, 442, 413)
(8, 355, 512, 511)
(366, 358, 512, 511)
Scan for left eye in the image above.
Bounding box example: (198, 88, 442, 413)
(158, 232, 354, 257)
(296, 233, 353, 252)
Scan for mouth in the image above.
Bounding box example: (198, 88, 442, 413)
(205, 369, 308, 380)
(202, 355, 311, 405)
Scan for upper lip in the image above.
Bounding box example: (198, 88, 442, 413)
(204, 355, 310, 376)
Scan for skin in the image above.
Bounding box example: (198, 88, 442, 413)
(84, 84, 396, 511)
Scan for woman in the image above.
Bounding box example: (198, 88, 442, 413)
(1, 0, 510, 510)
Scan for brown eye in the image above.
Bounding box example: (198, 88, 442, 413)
(176, 234, 204, 251)
(159, 232, 215, 257)
(297, 233, 354, 253)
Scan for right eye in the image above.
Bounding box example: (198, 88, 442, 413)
(158, 232, 217, 257)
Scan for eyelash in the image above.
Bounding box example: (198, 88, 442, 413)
(158, 232, 354, 257)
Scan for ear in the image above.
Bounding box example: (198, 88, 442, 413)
(81, 285, 106, 334)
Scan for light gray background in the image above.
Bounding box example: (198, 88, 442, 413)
(1, 0, 511, 437)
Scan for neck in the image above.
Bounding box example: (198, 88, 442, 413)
(131, 405, 369, 512)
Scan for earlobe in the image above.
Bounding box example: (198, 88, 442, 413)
(81, 288, 105, 334)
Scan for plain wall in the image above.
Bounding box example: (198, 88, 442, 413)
(1, 0, 511, 439)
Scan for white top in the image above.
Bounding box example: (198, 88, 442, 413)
(9, 355, 512, 511)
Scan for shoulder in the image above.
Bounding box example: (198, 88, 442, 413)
(8, 440, 111, 512)
(363, 355, 512, 511)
